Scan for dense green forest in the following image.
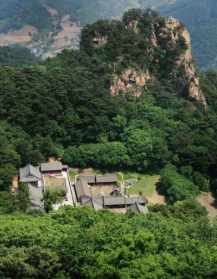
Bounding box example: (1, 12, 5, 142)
(0, 204, 217, 278)
(0, 46, 38, 66)
(0, 9, 217, 277)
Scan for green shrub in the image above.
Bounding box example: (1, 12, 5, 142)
(160, 164, 200, 203)
(63, 142, 129, 170)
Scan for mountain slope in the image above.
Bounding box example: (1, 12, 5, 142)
(0, 0, 217, 68)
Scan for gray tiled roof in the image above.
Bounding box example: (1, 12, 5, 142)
(103, 196, 147, 207)
(28, 183, 43, 209)
(75, 177, 91, 202)
(129, 203, 149, 214)
(82, 197, 103, 210)
(96, 174, 117, 184)
(92, 198, 104, 210)
(19, 164, 41, 183)
(79, 175, 96, 184)
(103, 196, 125, 206)
(82, 196, 148, 211)
(126, 197, 148, 205)
(41, 162, 63, 172)
(77, 174, 117, 185)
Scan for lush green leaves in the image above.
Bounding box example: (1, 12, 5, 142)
(160, 164, 199, 203)
(64, 142, 129, 169)
(43, 189, 66, 213)
(0, 207, 216, 278)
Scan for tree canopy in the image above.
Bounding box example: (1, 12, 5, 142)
(0, 206, 216, 279)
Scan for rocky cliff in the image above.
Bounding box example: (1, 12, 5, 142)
(83, 9, 206, 107)
(155, 16, 207, 107)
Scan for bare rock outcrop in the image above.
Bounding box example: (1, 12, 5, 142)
(122, 15, 207, 107)
(161, 17, 207, 107)
(110, 69, 152, 97)
(82, 11, 207, 107)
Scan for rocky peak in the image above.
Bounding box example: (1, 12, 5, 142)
(81, 9, 207, 108)
(152, 16, 207, 107)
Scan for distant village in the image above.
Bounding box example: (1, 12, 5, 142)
(18, 161, 148, 214)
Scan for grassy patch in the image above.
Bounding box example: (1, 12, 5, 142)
(69, 169, 78, 179)
(44, 176, 65, 189)
(121, 172, 160, 197)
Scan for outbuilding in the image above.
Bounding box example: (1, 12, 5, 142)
(75, 177, 91, 204)
(19, 164, 41, 184)
(40, 162, 63, 174)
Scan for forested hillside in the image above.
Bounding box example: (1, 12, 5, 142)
(0, 9, 216, 200)
(0, 46, 38, 66)
(0, 9, 217, 278)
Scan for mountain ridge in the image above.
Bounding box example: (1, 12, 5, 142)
(0, 0, 216, 69)
(81, 9, 206, 107)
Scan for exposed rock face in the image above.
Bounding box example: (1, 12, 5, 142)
(42, 15, 81, 59)
(109, 14, 206, 107)
(161, 17, 207, 107)
(111, 69, 152, 97)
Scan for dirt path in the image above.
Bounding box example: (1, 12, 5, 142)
(197, 192, 217, 219)
(147, 191, 166, 205)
